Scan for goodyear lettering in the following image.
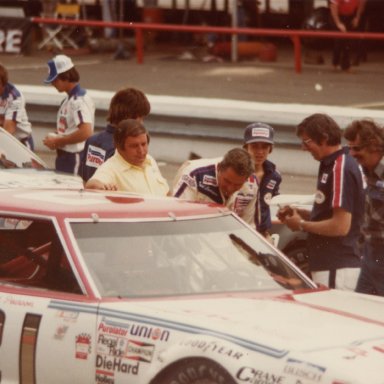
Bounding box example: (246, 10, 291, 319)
(181, 340, 243, 359)
(236, 367, 285, 384)
(96, 355, 139, 375)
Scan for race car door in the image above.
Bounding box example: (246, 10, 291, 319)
(0, 215, 97, 384)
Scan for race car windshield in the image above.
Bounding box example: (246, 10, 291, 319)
(71, 215, 313, 298)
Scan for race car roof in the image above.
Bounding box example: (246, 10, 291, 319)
(0, 188, 228, 220)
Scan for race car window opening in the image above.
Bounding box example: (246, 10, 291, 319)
(71, 216, 312, 298)
(0, 216, 81, 294)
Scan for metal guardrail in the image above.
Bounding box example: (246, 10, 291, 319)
(31, 17, 384, 73)
(21, 85, 384, 147)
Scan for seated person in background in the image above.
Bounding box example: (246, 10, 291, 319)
(172, 148, 257, 226)
(85, 119, 169, 196)
(79, 87, 150, 182)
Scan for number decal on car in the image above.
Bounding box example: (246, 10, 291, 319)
(0, 311, 41, 384)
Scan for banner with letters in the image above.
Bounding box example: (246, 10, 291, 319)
(0, 17, 33, 54)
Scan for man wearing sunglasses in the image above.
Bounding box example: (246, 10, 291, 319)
(278, 113, 365, 291)
(344, 119, 384, 296)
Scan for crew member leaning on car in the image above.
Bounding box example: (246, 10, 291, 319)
(43, 55, 95, 175)
(172, 148, 257, 226)
(344, 119, 384, 296)
(0, 64, 34, 149)
(85, 119, 169, 196)
(278, 113, 365, 291)
(242, 122, 281, 241)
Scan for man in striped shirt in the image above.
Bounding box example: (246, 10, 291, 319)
(278, 113, 365, 290)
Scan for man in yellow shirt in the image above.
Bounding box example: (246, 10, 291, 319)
(85, 119, 169, 196)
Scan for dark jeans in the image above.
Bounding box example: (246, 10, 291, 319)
(355, 240, 384, 296)
(56, 149, 81, 175)
(332, 14, 356, 70)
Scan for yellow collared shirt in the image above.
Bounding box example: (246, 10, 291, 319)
(91, 152, 169, 196)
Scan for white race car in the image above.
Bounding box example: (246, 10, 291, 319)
(0, 188, 383, 384)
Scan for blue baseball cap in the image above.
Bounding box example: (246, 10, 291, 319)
(244, 122, 274, 145)
(44, 55, 74, 83)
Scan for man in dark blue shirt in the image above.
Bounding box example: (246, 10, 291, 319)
(79, 87, 150, 182)
(279, 113, 365, 290)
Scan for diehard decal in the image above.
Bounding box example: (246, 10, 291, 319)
(96, 355, 139, 375)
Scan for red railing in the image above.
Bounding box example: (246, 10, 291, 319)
(31, 17, 384, 73)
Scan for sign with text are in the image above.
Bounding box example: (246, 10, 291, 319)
(0, 17, 32, 54)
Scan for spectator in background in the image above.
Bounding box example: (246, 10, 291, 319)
(344, 119, 384, 296)
(278, 113, 365, 290)
(243, 122, 281, 241)
(85, 119, 169, 196)
(0, 64, 34, 149)
(172, 148, 257, 226)
(43, 55, 95, 175)
(329, 0, 366, 72)
(79, 87, 150, 182)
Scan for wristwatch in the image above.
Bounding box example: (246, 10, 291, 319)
(298, 219, 305, 231)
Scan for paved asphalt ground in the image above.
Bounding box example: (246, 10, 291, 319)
(2, 39, 384, 194)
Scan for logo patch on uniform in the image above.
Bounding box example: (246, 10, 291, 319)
(266, 180, 277, 189)
(181, 174, 196, 189)
(203, 175, 217, 186)
(315, 190, 326, 204)
(321, 173, 329, 184)
(86, 145, 106, 168)
(264, 192, 272, 205)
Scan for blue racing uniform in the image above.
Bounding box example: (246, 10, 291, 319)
(79, 124, 115, 182)
(173, 158, 258, 226)
(255, 159, 281, 234)
(308, 147, 364, 273)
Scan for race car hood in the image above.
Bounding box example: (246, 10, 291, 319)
(0, 169, 83, 189)
(102, 289, 384, 354)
